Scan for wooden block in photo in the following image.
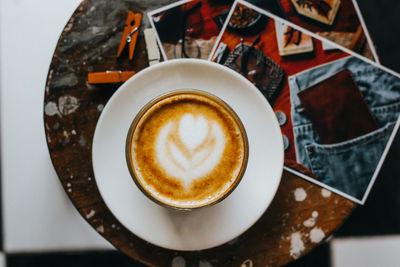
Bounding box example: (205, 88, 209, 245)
(290, 0, 341, 25)
(275, 21, 314, 56)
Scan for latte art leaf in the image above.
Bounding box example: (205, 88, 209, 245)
(179, 114, 208, 152)
(156, 114, 226, 188)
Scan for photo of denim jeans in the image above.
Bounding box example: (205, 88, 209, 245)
(289, 56, 400, 200)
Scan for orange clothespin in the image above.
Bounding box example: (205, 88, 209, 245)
(117, 11, 142, 60)
(88, 71, 136, 84)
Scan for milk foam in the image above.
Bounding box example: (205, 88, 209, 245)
(179, 114, 208, 152)
(155, 114, 226, 188)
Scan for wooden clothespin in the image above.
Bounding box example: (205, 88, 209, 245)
(88, 71, 136, 84)
(117, 11, 142, 60)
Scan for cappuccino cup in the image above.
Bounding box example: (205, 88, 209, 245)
(126, 90, 248, 210)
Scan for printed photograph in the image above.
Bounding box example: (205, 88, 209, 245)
(148, 0, 233, 60)
(244, 0, 379, 61)
(210, 0, 400, 203)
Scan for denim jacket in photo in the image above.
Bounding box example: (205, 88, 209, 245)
(289, 56, 400, 200)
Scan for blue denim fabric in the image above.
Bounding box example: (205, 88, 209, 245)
(289, 56, 400, 199)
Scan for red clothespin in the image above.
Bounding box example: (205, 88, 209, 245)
(117, 11, 142, 60)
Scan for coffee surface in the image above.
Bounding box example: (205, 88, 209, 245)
(128, 92, 247, 208)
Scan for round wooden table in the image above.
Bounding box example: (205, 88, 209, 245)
(43, 0, 355, 266)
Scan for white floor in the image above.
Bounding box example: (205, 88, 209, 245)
(331, 236, 400, 267)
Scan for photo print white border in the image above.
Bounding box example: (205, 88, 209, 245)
(350, 0, 380, 63)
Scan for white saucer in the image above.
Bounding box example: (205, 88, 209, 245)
(92, 59, 283, 251)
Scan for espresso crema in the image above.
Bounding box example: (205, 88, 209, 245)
(126, 91, 248, 209)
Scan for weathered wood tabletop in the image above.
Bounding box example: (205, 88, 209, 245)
(43, 0, 355, 266)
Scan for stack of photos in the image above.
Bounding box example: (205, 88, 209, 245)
(149, 0, 400, 204)
(148, 0, 378, 62)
